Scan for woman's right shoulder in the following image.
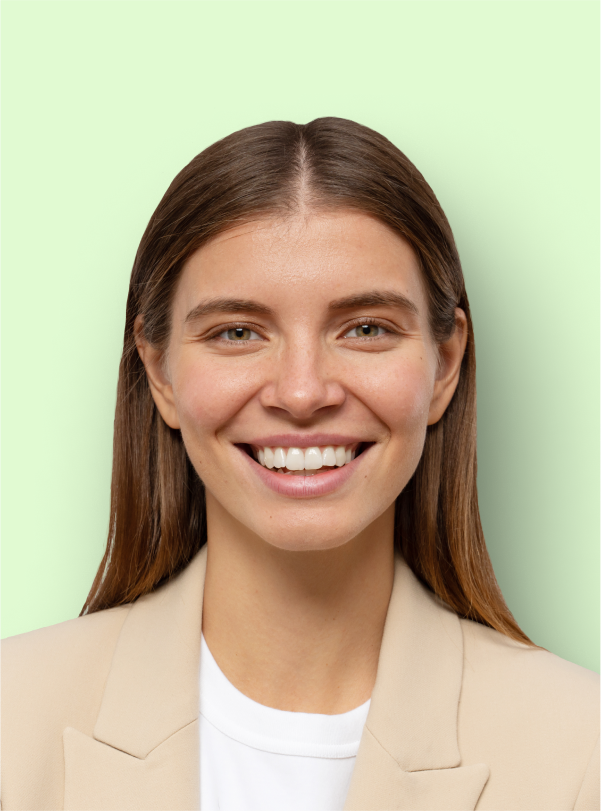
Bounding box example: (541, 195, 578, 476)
(2, 606, 134, 809)
(2, 604, 132, 703)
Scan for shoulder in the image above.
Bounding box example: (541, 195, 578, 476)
(2, 605, 131, 727)
(2, 606, 133, 808)
(458, 617, 599, 808)
(3, 604, 131, 683)
(459, 616, 599, 714)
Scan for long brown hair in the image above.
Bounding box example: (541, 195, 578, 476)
(81, 117, 531, 645)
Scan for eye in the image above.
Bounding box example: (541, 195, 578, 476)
(343, 324, 388, 338)
(219, 327, 262, 341)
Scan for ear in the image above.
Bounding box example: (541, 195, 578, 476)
(427, 308, 468, 426)
(134, 315, 181, 429)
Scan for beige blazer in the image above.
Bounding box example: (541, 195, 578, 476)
(2, 547, 599, 811)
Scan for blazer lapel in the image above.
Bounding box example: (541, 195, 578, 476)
(345, 556, 490, 811)
(63, 546, 208, 811)
(62, 722, 200, 811)
(62, 546, 487, 810)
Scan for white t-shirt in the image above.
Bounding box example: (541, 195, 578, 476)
(199, 634, 370, 811)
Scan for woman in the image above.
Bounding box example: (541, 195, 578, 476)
(2, 118, 598, 811)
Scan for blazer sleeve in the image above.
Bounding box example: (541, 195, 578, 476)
(574, 737, 600, 811)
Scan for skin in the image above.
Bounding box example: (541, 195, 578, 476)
(137, 209, 467, 714)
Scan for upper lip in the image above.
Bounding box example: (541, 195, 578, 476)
(239, 434, 371, 448)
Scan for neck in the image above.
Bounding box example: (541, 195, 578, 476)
(201, 493, 395, 714)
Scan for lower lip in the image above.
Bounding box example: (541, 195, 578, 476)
(239, 448, 369, 499)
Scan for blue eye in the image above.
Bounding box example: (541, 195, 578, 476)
(219, 327, 261, 341)
(344, 324, 386, 338)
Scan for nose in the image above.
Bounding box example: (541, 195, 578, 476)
(260, 339, 346, 420)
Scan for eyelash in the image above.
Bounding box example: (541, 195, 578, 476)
(342, 318, 393, 339)
(209, 323, 264, 344)
(207, 318, 394, 344)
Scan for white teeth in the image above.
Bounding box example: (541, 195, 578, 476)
(264, 447, 275, 469)
(255, 444, 362, 472)
(322, 446, 336, 467)
(285, 448, 305, 470)
(273, 447, 287, 468)
(304, 447, 323, 470)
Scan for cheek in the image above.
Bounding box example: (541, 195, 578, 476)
(171, 355, 259, 437)
(355, 357, 434, 435)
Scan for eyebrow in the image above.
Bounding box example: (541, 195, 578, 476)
(328, 291, 419, 316)
(185, 298, 274, 323)
(184, 289, 419, 324)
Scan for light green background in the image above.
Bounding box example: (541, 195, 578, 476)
(2, 1, 599, 672)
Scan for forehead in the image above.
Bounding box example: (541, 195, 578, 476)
(175, 210, 426, 314)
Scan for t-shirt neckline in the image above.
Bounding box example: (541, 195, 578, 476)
(199, 634, 371, 759)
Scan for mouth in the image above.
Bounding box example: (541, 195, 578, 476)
(238, 442, 373, 476)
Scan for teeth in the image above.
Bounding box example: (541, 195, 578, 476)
(285, 448, 304, 470)
(264, 447, 275, 469)
(304, 447, 323, 470)
(254, 444, 362, 472)
(273, 447, 286, 468)
(322, 446, 336, 467)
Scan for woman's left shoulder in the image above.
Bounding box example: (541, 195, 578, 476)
(460, 615, 599, 701)
(456, 618, 599, 809)
(458, 615, 598, 743)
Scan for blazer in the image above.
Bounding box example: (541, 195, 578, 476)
(2, 547, 599, 811)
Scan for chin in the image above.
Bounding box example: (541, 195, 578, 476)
(244, 508, 384, 554)
(259, 532, 356, 554)
(205, 482, 398, 556)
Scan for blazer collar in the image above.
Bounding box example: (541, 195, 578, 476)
(93, 549, 465, 765)
(93, 545, 207, 758)
(65, 547, 488, 810)
(367, 555, 464, 771)
(63, 548, 207, 809)
(344, 555, 489, 809)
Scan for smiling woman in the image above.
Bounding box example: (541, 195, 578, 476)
(134, 211, 470, 564)
(84, 122, 509, 634)
(2, 119, 598, 811)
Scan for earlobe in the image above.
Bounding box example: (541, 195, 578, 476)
(427, 308, 468, 426)
(134, 316, 181, 430)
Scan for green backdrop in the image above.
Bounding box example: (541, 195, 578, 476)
(2, 1, 599, 673)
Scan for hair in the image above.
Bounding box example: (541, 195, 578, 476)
(81, 117, 532, 646)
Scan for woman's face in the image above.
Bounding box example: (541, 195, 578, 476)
(139, 210, 466, 552)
